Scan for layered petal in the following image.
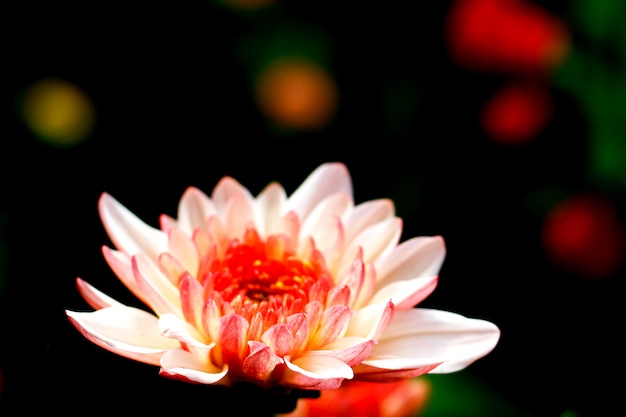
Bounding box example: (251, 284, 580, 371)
(375, 235, 446, 289)
(160, 348, 229, 384)
(98, 193, 167, 258)
(175, 186, 217, 235)
(66, 306, 180, 365)
(285, 163, 352, 221)
(283, 354, 354, 390)
(359, 308, 500, 373)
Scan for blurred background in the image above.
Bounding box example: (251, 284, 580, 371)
(1, 0, 624, 416)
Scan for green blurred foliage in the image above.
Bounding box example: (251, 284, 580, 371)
(419, 372, 533, 417)
(554, 0, 626, 191)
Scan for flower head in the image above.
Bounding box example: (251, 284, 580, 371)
(66, 162, 499, 391)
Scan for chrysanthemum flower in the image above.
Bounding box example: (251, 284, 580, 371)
(66, 162, 499, 391)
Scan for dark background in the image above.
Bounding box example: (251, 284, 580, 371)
(1, 1, 623, 416)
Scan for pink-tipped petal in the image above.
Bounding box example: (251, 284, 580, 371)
(243, 341, 284, 381)
(177, 187, 217, 235)
(313, 305, 352, 347)
(66, 307, 179, 366)
(338, 217, 402, 277)
(255, 182, 287, 237)
(299, 193, 352, 242)
(336, 257, 365, 308)
(343, 199, 395, 246)
(219, 314, 250, 364)
(363, 308, 500, 373)
(101, 246, 145, 302)
(159, 214, 178, 234)
(98, 193, 167, 258)
(283, 354, 353, 389)
(76, 278, 125, 310)
(261, 324, 295, 357)
(211, 176, 254, 214)
(286, 163, 353, 221)
(346, 300, 394, 340)
(352, 363, 441, 382)
(375, 236, 446, 289)
(326, 284, 351, 307)
(132, 254, 181, 316)
(352, 262, 377, 310)
(312, 337, 375, 367)
(222, 192, 255, 239)
(158, 252, 186, 287)
(179, 274, 205, 330)
(370, 275, 438, 310)
(160, 348, 228, 384)
(158, 313, 212, 358)
(168, 228, 199, 277)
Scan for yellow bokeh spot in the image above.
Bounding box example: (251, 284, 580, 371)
(19, 78, 95, 147)
(255, 58, 338, 130)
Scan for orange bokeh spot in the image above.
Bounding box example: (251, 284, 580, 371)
(255, 58, 338, 130)
(481, 82, 552, 145)
(542, 193, 626, 279)
(446, 0, 569, 73)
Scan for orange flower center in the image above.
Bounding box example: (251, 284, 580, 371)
(206, 229, 332, 307)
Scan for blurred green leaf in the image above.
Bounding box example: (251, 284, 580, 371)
(419, 372, 533, 417)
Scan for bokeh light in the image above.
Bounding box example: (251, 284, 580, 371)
(16, 78, 96, 147)
(254, 58, 338, 131)
(480, 81, 552, 144)
(541, 192, 626, 280)
(446, 0, 569, 73)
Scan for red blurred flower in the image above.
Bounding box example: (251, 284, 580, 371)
(446, 0, 569, 74)
(542, 193, 626, 279)
(279, 378, 430, 417)
(480, 81, 552, 144)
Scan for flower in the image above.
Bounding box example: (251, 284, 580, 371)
(66, 162, 499, 391)
(278, 378, 430, 417)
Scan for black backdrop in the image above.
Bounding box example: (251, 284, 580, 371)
(1, 1, 621, 416)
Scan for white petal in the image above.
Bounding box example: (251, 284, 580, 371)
(222, 192, 256, 239)
(375, 236, 445, 289)
(346, 300, 394, 340)
(211, 176, 255, 215)
(299, 193, 353, 240)
(176, 187, 217, 235)
(132, 254, 182, 316)
(370, 275, 438, 309)
(160, 348, 229, 384)
(285, 354, 354, 380)
(102, 246, 148, 306)
(158, 313, 213, 358)
(343, 199, 395, 247)
(285, 163, 352, 220)
(66, 306, 179, 366)
(362, 308, 500, 372)
(255, 182, 287, 237)
(168, 228, 199, 277)
(75, 278, 125, 310)
(98, 193, 167, 258)
(338, 217, 402, 277)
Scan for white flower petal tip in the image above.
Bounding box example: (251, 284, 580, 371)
(67, 163, 500, 391)
(65, 307, 180, 366)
